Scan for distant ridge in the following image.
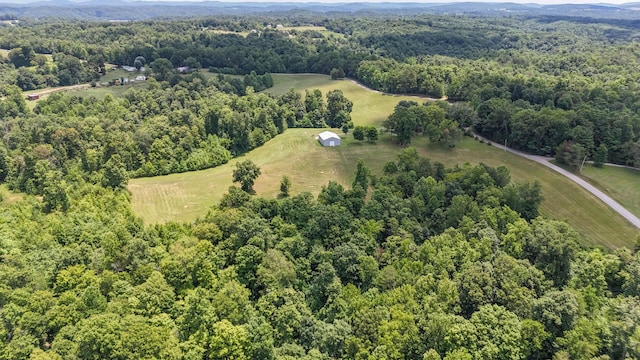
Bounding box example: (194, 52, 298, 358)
(0, 1, 636, 20)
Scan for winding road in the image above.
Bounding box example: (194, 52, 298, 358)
(474, 134, 640, 229)
(343, 76, 640, 229)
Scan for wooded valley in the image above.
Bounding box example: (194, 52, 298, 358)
(0, 7, 639, 360)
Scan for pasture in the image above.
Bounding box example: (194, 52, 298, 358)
(280, 26, 328, 31)
(67, 82, 147, 99)
(100, 68, 143, 82)
(130, 132, 638, 249)
(207, 29, 251, 37)
(268, 74, 436, 127)
(127, 73, 637, 248)
(581, 165, 640, 219)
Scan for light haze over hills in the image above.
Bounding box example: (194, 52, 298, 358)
(0, 0, 639, 19)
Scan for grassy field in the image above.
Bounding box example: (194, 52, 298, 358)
(280, 26, 328, 31)
(0, 49, 53, 64)
(128, 73, 638, 248)
(268, 74, 433, 127)
(100, 68, 143, 82)
(198, 70, 244, 80)
(208, 29, 251, 37)
(130, 132, 638, 249)
(67, 83, 147, 99)
(581, 165, 640, 219)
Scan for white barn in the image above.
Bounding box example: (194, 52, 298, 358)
(318, 131, 341, 147)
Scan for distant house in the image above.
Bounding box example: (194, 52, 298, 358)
(318, 131, 341, 147)
(27, 94, 39, 101)
(177, 66, 190, 74)
(276, 24, 284, 29)
(135, 75, 146, 81)
(122, 65, 137, 72)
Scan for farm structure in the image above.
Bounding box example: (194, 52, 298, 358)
(318, 131, 341, 147)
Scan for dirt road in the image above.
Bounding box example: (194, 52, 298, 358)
(31, 83, 90, 96)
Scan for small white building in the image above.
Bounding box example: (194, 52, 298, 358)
(318, 131, 341, 147)
(135, 75, 147, 81)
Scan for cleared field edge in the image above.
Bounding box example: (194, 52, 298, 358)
(129, 132, 639, 249)
(123, 74, 638, 248)
(579, 165, 640, 219)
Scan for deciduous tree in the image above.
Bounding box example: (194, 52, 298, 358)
(233, 159, 261, 193)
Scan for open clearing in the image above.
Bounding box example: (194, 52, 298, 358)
(130, 132, 637, 249)
(207, 29, 251, 37)
(100, 68, 144, 82)
(280, 26, 328, 31)
(581, 165, 640, 219)
(67, 83, 147, 99)
(129, 75, 637, 248)
(0, 185, 23, 206)
(268, 74, 434, 127)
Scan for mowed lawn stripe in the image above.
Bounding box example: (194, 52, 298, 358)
(580, 165, 640, 220)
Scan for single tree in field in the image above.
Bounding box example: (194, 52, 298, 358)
(365, 126, 379, 142)
(353, 126, 365, 141)
(383, 105, 417, 145)
(233, 160, 261, 193)
(280, 175, 291, 197)
(352, 159, 370, 192)
(326, 90, 353, 128)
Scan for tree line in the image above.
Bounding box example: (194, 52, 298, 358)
(0, 73, 353, 200)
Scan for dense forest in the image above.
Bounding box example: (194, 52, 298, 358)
(2, 149, 640, 359)
(0, 9, 639, 360)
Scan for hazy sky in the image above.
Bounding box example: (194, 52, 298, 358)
(137, 0, 624, 2)
(126, 0, 635, 4)
(1, 0, 634, 5)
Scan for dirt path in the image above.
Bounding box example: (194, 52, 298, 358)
(32, 83, 90, 96)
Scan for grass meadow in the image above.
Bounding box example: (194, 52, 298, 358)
(581, 165, 640, 219)
(129, 74, 639, 248)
